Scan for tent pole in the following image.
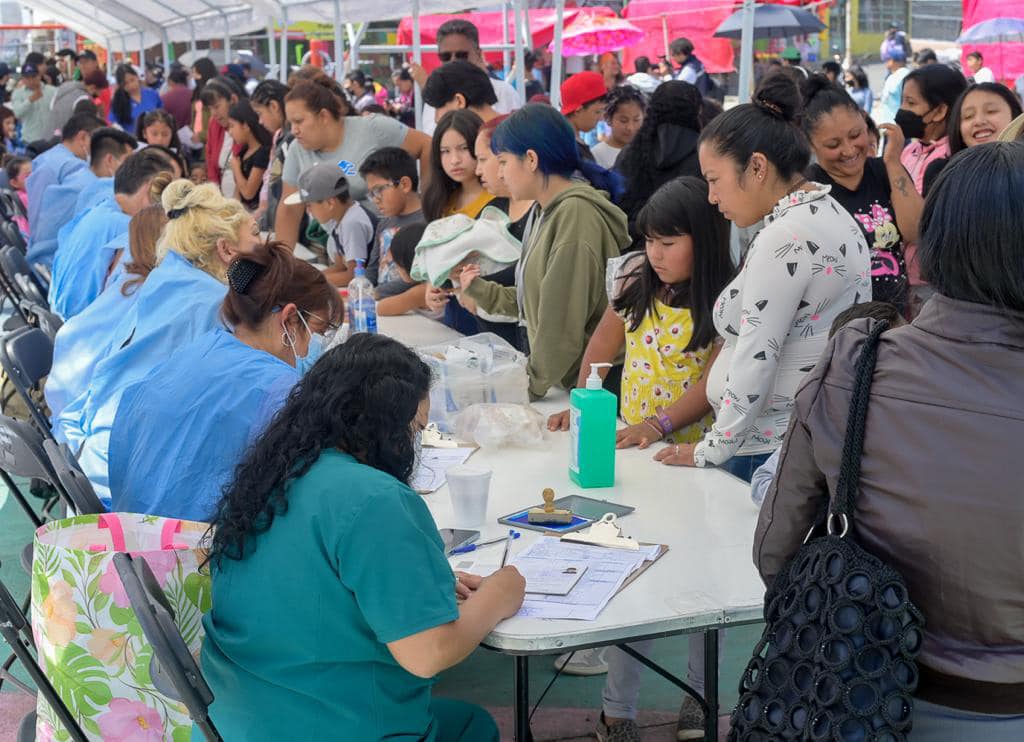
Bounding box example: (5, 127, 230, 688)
(189, 20, 197, 57)
(501, 1, 510, 76)
(267, 18, 277, 78)
(279, 7, 289, 82)
(661, 15, 670, 59)
(121, 34, 128, 66)
(105, 38, 113, 76)
(139, 31, 145, 70)
(738, 0, 755, 104)
(162, 28, 170, 76)
(333, 0, 343, 80)
(413, 0, 423, 131)
(843, 0, 853, 68)
(223, 13, 231, 63)
(550, 0, 565, 109)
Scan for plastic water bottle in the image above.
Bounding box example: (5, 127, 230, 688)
(347, 260, 378, 334)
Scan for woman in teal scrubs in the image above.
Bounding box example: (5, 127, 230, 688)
(201, 334, 526, 741)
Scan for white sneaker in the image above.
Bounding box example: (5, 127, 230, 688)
(553, 647, 609, 676)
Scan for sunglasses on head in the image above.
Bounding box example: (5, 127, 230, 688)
(438, 50, 472, 62)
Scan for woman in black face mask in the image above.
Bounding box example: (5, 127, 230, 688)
(802, 74, 923, 312)
(895, 64, 967, 195)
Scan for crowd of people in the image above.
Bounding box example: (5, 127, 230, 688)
(9, 19, 1024, 742)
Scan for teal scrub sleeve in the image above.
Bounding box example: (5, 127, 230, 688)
(336, 481, 459, 645)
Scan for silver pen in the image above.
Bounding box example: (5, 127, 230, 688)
(499, 529, 515, 568)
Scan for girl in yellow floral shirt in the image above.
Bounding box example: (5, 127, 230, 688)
(548, 176, 733, 449)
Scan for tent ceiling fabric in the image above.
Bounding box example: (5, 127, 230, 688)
(20, 0, 488, 47)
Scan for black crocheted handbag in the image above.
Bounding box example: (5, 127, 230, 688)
(729, 321, 925, 741)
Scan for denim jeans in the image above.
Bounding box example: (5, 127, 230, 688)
(718, 452, 773, 483)
(911, 699, 1024, 741)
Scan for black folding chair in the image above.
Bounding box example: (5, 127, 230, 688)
(0, 219, 28, 254)
(0, 325, 54, 436)
(0, 415, 81, 518)
(0, 188, 26, 222)
(41, 439, 104, 516)
(113, 553, 223, 742)
(0, 573, 88, 742)
(0, 245, 46, 309)
(19, 301, 62, 343)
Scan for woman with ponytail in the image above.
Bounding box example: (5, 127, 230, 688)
(54, 180, 263, 502)
(458, 103, 631, 400)
(106, 243, 342, 520)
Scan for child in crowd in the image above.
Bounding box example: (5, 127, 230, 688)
(750, 300, 906, 506)
(358, 146, 424, 289)
(422, 109, 492, 222)
(250, 79, 292, 228)
(0, 107, 23, 156)
(560, 71, 608, 162)
(226, 100, 273, 213)
(189, 163, 208, 185)
(374, 223, 444, 316)
(591, 85, 646, 170)
(284, 162, 374, 287)
(137, 110, 181, 153)
(5, 155, 30, 235)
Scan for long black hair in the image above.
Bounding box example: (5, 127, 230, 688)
(614, 176, 733, 350)
(423, 108, 483, 222)
(228, 99, 274, 150)
(110, 64, 139, 129)
(947, 82, 1023, 155)
(191, 57, 218, 103)
(136, 109, 183, 152)
(617, 81, 702, 219)
(205, 333, 433, 565)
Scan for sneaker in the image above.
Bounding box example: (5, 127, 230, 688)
(552, 647, 608, 676)
(676, 694, 707, 741)
(596, 713, 641, 742)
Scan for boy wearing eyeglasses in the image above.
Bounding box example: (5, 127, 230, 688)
(358, 147, 424, 293)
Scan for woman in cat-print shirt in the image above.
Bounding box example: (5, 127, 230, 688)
(656, 74, 872, 482)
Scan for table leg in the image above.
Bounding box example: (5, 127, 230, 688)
(704, 629, 719, 741)
(513, 655, 531, 742)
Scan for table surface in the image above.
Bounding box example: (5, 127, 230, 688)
(423, 394, 767, 655)
(377, 313, 463, 348)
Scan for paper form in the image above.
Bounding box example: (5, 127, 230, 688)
(412, 447, 476, 493)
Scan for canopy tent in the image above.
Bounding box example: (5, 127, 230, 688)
(397, 6, 618, 73)
(621, 0, 737, 75)
(962, 0, 1024, 82)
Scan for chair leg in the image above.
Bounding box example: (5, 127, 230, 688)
(0, 470, 42, 528)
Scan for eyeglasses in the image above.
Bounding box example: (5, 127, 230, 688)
(438, 50, 472, 63)
(368, 181, 400, 201)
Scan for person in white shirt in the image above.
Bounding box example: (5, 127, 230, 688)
(878, 49, 911, 124)
(409, 19, 521, 136)
(966, 51, 996, 84)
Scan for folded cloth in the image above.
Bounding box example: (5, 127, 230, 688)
(411, 206, 522, 287)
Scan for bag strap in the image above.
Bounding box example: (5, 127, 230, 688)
(829, 320, 889, 531)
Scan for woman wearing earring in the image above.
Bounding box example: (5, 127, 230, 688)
(656, 74, 872, 483)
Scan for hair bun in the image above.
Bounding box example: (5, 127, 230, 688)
(801, 73, 837, 104)
(752, 73, 803, 124)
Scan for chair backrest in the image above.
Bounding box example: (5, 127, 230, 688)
(0, 245, 45, 306)
(0, 576, 89, 742)
(112, 553, 222, 742)
(0, 325, 54, 434)
(0, 414, 56, 482)
(0, 188, 25, 222)
(0, 219, 27, 253)
(20, 301, 63, 341)
(42, 439, 105, 516)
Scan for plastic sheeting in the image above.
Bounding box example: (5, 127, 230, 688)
(962, 0, 1024, 83)
(621, 0, 736, 75)
(396, 6, 618, 72)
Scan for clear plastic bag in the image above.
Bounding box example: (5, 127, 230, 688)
(418, 333, 529, 432)
(453, 403, 547, 448)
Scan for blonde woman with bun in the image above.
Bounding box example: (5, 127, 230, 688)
(54, 180, 263, 504)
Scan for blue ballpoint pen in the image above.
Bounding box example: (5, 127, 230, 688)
(450, 531, 520, 555)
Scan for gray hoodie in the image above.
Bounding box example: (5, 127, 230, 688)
(48, 81, 93, 137)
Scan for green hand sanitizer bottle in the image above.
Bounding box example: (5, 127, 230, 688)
(569, 362, 616, 488)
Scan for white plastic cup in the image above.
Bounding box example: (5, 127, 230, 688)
(447, 465, 492, 527)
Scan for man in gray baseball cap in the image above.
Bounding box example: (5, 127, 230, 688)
(285, 162, 374, 287)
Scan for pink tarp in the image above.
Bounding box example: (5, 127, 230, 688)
(622, 0, 736, 74)
(396, 6, 617, 73)
(962, 0, 1024, 83)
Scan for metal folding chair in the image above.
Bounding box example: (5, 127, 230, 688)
(19, 302, 62, 342)
(0, 573, 88, 742)
(0, 325, 54, 436)
(113, 553, 223, 742)
(0, 188, 26, 222)
(0, 219, 28, 254)
(41, 439, 104, 516)
(0, 245, 46, 309)
(0, 415, 81, 517)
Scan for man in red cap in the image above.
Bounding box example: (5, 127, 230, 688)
(559, 70, 607, 163)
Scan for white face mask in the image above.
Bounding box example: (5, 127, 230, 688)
(187, 77, 196, 91)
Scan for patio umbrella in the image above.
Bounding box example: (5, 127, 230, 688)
(957, 17, 1024, 44)
(551, 12, 645, 56)
(713, 4, 826, 41)
(235, 50, 268, 76)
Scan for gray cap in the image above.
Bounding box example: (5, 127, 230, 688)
(283, 161, 350, 205)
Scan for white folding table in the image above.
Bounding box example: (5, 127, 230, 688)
(376, 314, 463, 348)
(424, 394, 767, 741)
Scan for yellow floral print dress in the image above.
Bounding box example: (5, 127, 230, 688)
(609, 255, 714, 444)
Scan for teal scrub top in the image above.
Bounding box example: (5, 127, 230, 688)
(200, 450, 459, 741)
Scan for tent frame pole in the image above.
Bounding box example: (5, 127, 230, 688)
(267, 18, 277, 78)
(413, 0, 423, 131)
(737, 0, 756, 104)
(332, 0, 343, 80)
(513, 0, 526, 107)
(279, 7, 289, 82)
(550, 0, 565, 110)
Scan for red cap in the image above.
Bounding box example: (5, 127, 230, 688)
(560, 71, 607, 115)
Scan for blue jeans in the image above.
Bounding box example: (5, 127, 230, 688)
(912, 699, 1024, 740)
(718, 452, 772, 483)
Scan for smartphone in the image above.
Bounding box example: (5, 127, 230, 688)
(439, 528, 479, 555)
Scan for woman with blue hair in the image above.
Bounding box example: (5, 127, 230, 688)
(458, 103, 631, 400)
